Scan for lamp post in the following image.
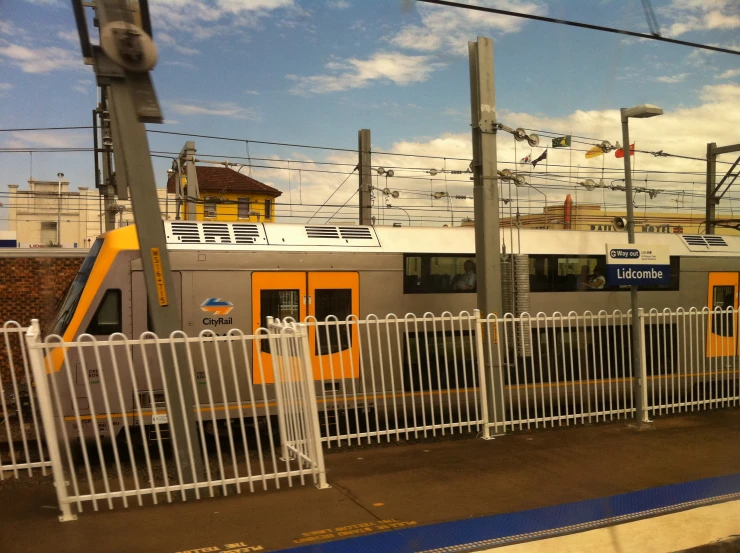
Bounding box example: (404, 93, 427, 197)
(56, 172, 64, 246)
(620, 104, 663, 426)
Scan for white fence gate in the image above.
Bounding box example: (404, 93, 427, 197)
(26, 320, 327, 521)
(0, 321, 51, 479)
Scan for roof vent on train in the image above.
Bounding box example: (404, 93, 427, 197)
(262, 224, 380, 247)
(680, 234, 731, 252)
(166, 222, 267, 246)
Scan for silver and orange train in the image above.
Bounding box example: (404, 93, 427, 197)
(45, 221, 740, 440)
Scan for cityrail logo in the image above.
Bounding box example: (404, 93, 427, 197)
(200, 298, 234, 316)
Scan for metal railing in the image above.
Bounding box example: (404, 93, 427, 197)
(277, 307, 740, 444)
(0, 321, 50, 479)
(26, 320, 327, 521)
(301, 312, 485, 447)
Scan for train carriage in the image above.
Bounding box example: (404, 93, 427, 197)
(44, 221, 740, 442)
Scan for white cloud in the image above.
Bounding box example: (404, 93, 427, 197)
(245, 89, 260, 95)
(389, 0, 547, 55)
(149, 0, 297, 40)
(4, 130, 88, 149)
(157, 32, 200, 55)
(654, 73, 689, 83)
(169, 101, 260, 119)
(57, 30, 78, 43)
(287, 52, 446, 95)
(164, 60, 197, 69)
(0, 42, 82, 73)
(256, 83, 740, 224)
(0, 82, 13, 97)
(659, 0, 740, 36)
(73, 79, 93, 95)
(717, 68, 740, 79)
(328, 1, 350, 8)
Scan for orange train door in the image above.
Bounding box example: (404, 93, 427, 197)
(707, 272, 739, 358)
(307, 272, 360, 380)
(252, 272, 360, 384)
(252, 272, 306, 384)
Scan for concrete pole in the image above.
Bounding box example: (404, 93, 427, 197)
(469, 36, 504, 435)
(620, 109, 646, 427)
(358, 129, 372, 225)
(181, 141, 199, 220)
(706, 142, 717, 235)
(56, 173, 63, 246)
(468, 37, 502, 318)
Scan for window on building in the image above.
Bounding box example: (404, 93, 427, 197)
(265, 199, 272, 220)
(85, 289, 122, 335)
(204, 197, 217, 218)
(40, 221, 57, 244)
(403, 254, 477, 294)
(238, 198, 251, 219)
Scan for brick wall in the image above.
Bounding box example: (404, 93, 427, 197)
(0, 254, 84, 386)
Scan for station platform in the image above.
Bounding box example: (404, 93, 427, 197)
(1, 409, 739, 553)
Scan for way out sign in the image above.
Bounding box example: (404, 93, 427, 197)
(606, 244, 670, 286)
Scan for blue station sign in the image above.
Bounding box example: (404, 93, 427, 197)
(605, 244, 670, 286)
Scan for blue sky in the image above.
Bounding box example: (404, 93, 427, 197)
(1, 0, 740, 225)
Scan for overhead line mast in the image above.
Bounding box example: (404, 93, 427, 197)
(71, 0, 204, 483)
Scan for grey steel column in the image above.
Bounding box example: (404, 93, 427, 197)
(468, 37, 502, 318)
(620, 109, 645, 426)
(358, 129, 372, 226)
(706, 142, 717, 235)
(107, 82, 204, 480)
(469, 36, 504, 434)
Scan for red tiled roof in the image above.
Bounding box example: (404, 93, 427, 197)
(166, 166, 283, 197)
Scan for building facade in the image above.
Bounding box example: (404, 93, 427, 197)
(7, 179, 172, 248)
(492, 199, 740, 236)
(166, 166, 282, 222)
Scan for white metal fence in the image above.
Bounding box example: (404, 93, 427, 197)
(26, 320, 327, 521)
(279, 307, 740, 443)
(0, 321, 50, 479)
(300, 312, 486, 447)
(6, 307, 740, 521)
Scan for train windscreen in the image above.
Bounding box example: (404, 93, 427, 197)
(48, 238, 104, 336)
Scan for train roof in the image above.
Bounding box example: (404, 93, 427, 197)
(106, 221, 740, 257)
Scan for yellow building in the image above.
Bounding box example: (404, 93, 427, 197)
(494, 199, 740, 236)
(166, 166, 282, 222)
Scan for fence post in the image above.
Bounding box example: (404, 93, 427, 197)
(637, 309, 652, 425)
(473, 310, 493, 439)
(25, 320, 77, 522)
(266, 319, 290, 462)
(296, 323, 330, 489)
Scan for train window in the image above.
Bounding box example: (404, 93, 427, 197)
(48, 238, 103, 336)
(259, 289, 300, 353)
(529, 256, 552, 292)
(529, 255, 680, 292)
(555, 256, 604, 291)
(712, 285, 735, 338)
(85, 289, 122, 335)
(404, 254, 477, 294)
(314, 289, 352, 355)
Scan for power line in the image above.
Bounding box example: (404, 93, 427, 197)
(306, 168, 357, 223)
(0, 126, 93, 132)
(417, 0, 740, 56)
